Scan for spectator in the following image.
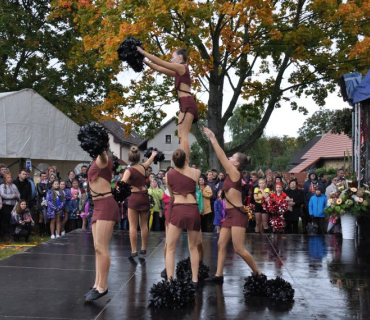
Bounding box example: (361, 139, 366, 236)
(308, 187, 327, 235)
(80, 182, 92, 230)
(60, 181, 72, 235)
(146, 172, 156, 188)
(36, 172, 49, 236)
(67, 190, 81, 231)
(198, 175, 213, 232)
(0, 173, 20, 240)
(0, 164, 8, 185)
(337, 168, 348, 188)
(319, 173, 329, 190)
(211, 168, 218, 181)
(213, 189, 226, 233)
(76, 165, 88, 187)
(215, 172, 225, 190)
(11, 199, 34, 242)
(13, 169, 33, 207)
(25, 169, 37, 209)
(254, 178, 270, 233)
(48, 173, 57, 189)
(266, 174, 274, 190)
(65, 170, 76, 189)
(117, 198, 129, 231)
(157, 170, 166, 188)
(46, 166, 56, 179)
(325, 177, 339, 199)
(70, 179, 84, 198)
(46, 180, 66, 239)
(285, 180, 304, 234)
(148, 179, 164, 231)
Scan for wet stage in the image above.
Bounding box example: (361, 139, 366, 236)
(0, 231, 369, 320)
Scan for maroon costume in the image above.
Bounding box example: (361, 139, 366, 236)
(167, 170, 200, 231)
(222, 172, 248, 228)
(175, 65, 198, 124)
(88, 158, 119, 224)
(126, 165, 150, 211)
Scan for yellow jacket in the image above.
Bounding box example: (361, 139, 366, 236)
(201, 185, 213, 215)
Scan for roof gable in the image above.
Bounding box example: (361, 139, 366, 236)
(101, 120, 146, 147)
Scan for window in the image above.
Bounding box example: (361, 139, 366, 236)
(165, 135, 171, 144)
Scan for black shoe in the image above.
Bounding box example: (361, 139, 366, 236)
(205, 275, 224, 283)
(192, 281, 198, 289)
(84, 287, 95, 297)
(85, 288, 108, 301)
(139, 250, 146, 255)
(129, 252, 138, 259)
(160, 268, 167, 278)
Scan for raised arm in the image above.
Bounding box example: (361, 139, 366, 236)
(142, 151, 158, 169)
(138, 47, 185, 75)
(202, 127, 239, 180)
(96, 151, 108, 169)
(144, 60, 176, 77)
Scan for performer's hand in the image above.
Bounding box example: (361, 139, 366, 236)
(151, 151, 158, 158)
(202, 127, 215, 140)
(137, 46, 145, 54)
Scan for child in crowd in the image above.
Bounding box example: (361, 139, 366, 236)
(213, 189, 226, 233)
(67, 190, 81, 231)
(309, 187, 327, 235)
(11, 199, 34, 242)
(118, 198, 129, 231)
(46, 180, 66, 239)
(80, 192, 91, 230)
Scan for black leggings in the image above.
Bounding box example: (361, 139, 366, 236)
(0, 204, 13, 237)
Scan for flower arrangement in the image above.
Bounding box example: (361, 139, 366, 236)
(324, 187, 370, 216)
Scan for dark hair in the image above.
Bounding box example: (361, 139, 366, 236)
(172, 149, 186, 168)
(319, 172, 327, 178)
(72, 179, 79, 184)
(40, 171, 47, 176)
(19, 169, 27, 174)
(0, 164, 7, 169)
(128, 146, 140, 164)
(176, 48, 188, 63)
(68, 170, 75, 176)
(81, 165, 88, 169)
(16, 200, 28, 214)
(235, 153, 251, 171)
(289, 180, 297, 186)
(25, 168, 31, 173)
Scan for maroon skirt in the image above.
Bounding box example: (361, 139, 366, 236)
(169, 203, 200, 231)
(128, 191, 150, 211)
(92, 196, 120, 224)
(179, 96, 198, 124)
(222, 207, 249, 229)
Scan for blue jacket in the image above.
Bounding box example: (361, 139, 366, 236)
(308, 194, 327, 218)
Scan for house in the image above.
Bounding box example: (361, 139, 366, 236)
(289, 132, 352, 174)
(101, 120, 147, 167)
(0, 89, 90, 181)
(147, 116, 197, 172)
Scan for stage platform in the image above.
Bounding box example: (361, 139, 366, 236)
(0, 230, 369, 319)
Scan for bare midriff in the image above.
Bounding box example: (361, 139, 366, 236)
(90, 177, 112, 200)
(224, 189, 243, 209)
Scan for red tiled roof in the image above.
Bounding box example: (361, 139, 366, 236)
(289, 132, 352, 173)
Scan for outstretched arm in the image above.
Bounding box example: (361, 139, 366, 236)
(96, 151, 108, 169)
(144, 60, 176, 77)
(138, 47, 185, 76)
(202, 127, 239, 180)
(142, 151, 158, 169)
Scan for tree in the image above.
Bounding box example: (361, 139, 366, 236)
(50, 1, 370, 170)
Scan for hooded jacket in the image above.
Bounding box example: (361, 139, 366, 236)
(303, 170, 323, 206)
(309, 193, 327, 218)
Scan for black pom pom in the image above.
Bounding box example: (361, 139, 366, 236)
(243, 273, 268, 297)
(112, 181, 132, 202)
(77, 122, 109, 158)
(265, 277, 295, 301)
(117, 37, 144, 72)
(148, 278, 196, 309)
(144, 147, 166, 165)
(175, 257, 210, 281)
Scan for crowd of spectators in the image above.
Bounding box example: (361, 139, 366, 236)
(0, 162, 349, 242)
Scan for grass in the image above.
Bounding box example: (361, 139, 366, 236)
(0, 234, 49, 261)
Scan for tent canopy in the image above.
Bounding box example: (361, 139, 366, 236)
(0, 89, 90, 162)
(353, 69, 370, 104)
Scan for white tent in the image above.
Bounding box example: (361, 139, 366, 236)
(0, 89, 90, 178)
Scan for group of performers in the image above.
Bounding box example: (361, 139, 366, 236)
(81, 47, 261, 302)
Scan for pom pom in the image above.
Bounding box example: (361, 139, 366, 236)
(117, 37, 144, 72)
(148, 278, 195, 309)
(144, 147, 166, 165)
(265, 277, 295, 301)
(77, 122, 109, 158)
(175, 257, 210, 281)
(243, 273, 268, 297)
(112, 181, 132, 202)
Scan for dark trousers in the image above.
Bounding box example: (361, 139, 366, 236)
(312, 217, 326, 235)
(285, 220, 299, 234)
(201, 212, 215, 232)
(0, 204, 14, 238)
(150, 211, 161, 231)
(302, 205, 310, 234)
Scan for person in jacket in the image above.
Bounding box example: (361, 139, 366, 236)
(285, 180, 304, 234)
(36, 172, 49, 236)
(198, 175, 213, 232)
(0, 173, 20, 240)
(325, 177, 338, 199)
(213, 189, 226, 233)
(308, 187, 327, 235)
(303, 170, 323, 233)
(13, 169, 32, 207)
(11, 199, 34, 242)
(60, 181, 72, 235)
(46, 180, 66, 239)
(148, 179, 164, 231)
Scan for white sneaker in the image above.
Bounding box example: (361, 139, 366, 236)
(61, 230, 66, 236)
(51, 235, 56, 239)
(56, 235, 61, 238)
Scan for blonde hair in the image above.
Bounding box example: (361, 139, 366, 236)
(128, 146, 140, 164)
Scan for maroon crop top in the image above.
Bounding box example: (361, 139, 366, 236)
(222, 172, 243, 193)
(167, 169, 196, 198)
(88, 158, 113, 183)
(127, 166, 146, 188)
(175, 65, 191, 94)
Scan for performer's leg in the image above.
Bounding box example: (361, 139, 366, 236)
(254, 212, 262, 233)
(94, 220, 115, 292)
(188, 230, 200, 282)
(215, 227, 232, 276)
(231, 226, 260, 274)
(138, 211, 149, 251)
(92, 222, 99, 288)
(165, 223, 182, 280)
(128, 208, 139, 253)
(178, 111, 194, 159)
